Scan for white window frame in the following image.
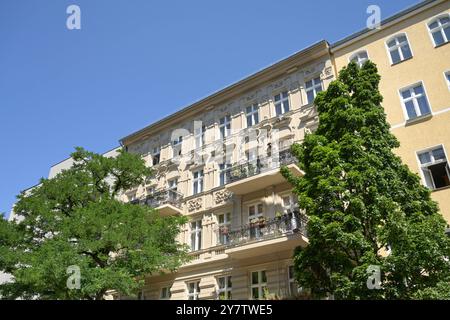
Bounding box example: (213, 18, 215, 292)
(168, 178, 178, 191)
(172, 135, 183, 157)
(281, 193, 298, 212)
(187, 281, 200, 300)
(217, 212, 231, 245)
(190, 219, 202, 251)
(246, 103, 259, 127)
(219, 115, 231, 140)
(444, 70, 450, 91)
(349, 50, 369, 67)
(160, 286, 172, 300)
(218, 163, 232, 187)
(194, 125, 206, 149)
(287, 265, 301, 296)
(250, 270, 267, 300)
(416, 145, 450, 190)
(192, 169, 204, 195)
(217, 275, 232, 300)
(274, 91, 290, 116)
(248, 202, 264, 239)
(427, 13, 450, 47)
(398, 81, 432, 121)
(385, 33, 414, 65)
(305, 77, 323, 105)
(151, 146, 161, 166)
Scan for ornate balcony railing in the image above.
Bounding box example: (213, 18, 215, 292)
(216, 211, 307, 248)
(226, 149, 297, 184)
(143, 189, 183, 208)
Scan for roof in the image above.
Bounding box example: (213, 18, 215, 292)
(119, 40, 330, 145)
(331, 0, 444, 49)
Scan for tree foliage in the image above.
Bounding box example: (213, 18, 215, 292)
(0, 148, 189, 300)
(282, 61, 450, 299)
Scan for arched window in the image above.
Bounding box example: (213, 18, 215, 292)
(428, 14, 450, 47)
(349, 50, 369, 67)
(386, 34, 413, 64)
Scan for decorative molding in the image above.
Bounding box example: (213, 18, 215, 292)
(188, 198, 203, 212)
(214, 189, 233, 205)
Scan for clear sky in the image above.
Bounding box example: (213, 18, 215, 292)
(0, 0, 421, 219)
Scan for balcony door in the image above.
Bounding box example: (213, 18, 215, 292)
(248, 203, 264, 240)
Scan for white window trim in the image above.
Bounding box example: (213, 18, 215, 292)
(187, 281, 201, 300)
(416, 144, 450, 190)
(219, 115, 232, 140)
(348, 49, 370, 67)
(216, 275, 232, 300)
(250, 270, 267, 300)
(288, 265, 300, 296)
(273, 90, 291, 117)
(426, 13, 450, 47)
(217, 212, 232, 245)
(218, 163, 232, 187)
(280, 192, 298, 212)
(159, 286, 172, 300)
(398, 81, 432, 121)
(192, 169, 204, 195)
(385, 33, 414, 65)
(304, 76, 323, 105)
(444, 70, 450, 91)
(194, 125, 206, 149)
(190, 219, 202, 251)
(246, 103, 260, 128)
(247, 202, 264, 220)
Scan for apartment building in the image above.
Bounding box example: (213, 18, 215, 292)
(332, 0, 450, 222)
(119, 41, 334, 299)
(9, 0, 449, 300)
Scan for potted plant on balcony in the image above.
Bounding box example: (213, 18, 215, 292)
(258, 216, 267, 228)
(220, 226, 229, 235)
(250, 217, 260, 228)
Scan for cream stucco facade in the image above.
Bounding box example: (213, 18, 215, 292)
(13, 0, 449, 300)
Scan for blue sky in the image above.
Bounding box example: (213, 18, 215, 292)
(0, 0, 420, 219)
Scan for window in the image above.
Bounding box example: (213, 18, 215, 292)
(187, 281, 200, 300)
(282, 194, 298, 212)
(428, 14, 450, 47)
(193, 169, 204, 195)
(400, 83, 431, 120)
(168, 178, 178, 200)
(217, 212, 231, 245)
(152, 147, 160, 166)
(219, 115, 231, 140)
(445, 71, 450, 90)
(386, 34, 412, 64)
(217, 276, 232, 300)
(246, 104, 259, 127)
(305, 77, 323, 105)
(250, 271, 267, 300)
(219, 163, 232, 186)
(160, 287, 171, 300)
(248, 203, 264, 239)
(190, 220, 202, 251)
(288, 266, 301, 297)
(418, 146, 450, 190)
(172, 135, 183, 157)
(274, 91, 290, 116)
(349, 50, 369, 67)
(194, 125, 206, 149)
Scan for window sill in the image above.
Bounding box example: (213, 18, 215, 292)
(431, 185, 450, 193)
(390, 55, 413, 66)
(434, 41, 450, 49)
(405, 113, 433, 126)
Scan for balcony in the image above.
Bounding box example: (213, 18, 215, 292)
(225, 149, 304, 195)
(216, 211, 308, 258)
(143, 189, 183, 216)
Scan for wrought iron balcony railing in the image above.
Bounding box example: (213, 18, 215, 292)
(225, 148, 297, 184)
(215, 211, 307, 248)
(143, 189, 183, 209)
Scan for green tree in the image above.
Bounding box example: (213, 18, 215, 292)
(281, 61, 450, 299)
(0, 148, 189, 300)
